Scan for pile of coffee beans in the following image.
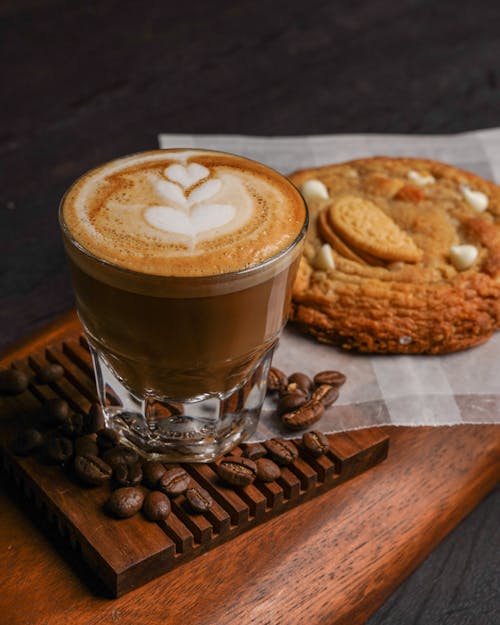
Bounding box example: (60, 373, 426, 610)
(0, 363, 64, 396)
(267, 367, 346, 431)
(6, 361, 348, 520)
(9, 399, 216, 520)
(214, 428, 333, 487)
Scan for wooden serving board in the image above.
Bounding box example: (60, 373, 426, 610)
(0, 313, 388, 597)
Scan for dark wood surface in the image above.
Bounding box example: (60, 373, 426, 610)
(0, 319, 389, 597)
(1, 1, 500, 622)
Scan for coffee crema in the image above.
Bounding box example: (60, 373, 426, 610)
(61, 149, 306, 277)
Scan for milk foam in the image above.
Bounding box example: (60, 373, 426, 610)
(61, 150, 306, 277)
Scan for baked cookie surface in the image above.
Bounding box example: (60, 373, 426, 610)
(289, 157, 500, 354)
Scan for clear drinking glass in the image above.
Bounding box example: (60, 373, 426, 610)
(60, 151, 307, 462)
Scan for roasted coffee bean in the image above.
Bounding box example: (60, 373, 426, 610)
(42, 398, 70, 426)
(0, 368, 29, 395)
(42, 435, 73, 464)
(159, 467, 190, 496)
(102, 445, 138, 469)
(302, 430, 330, 457)
(288, 372, 314, 394)
(263, 438, 299, 466)
(37, 363, 64, 384)
(142, 461, 167, 488)
(11, 428, 43, 456)
(96, 427, 120, 451)
(281, 399, 324, 431)
(277, 391, 307, 416)
(267, 367, 288, 393)
(106, 487, 145, 518)
(74, 434, 99, 457)
(313, 370, 347, 388)
(242, 442, 267, 461)
(59, 412, 85, 438)
(74, 453, 112, 485)
(186, 486, 214, 512)
(311, 384, 339, 408)
(255, 458, 281, 482)
(114, 461, 143, 487)
(282, 382, 307, 398)
(142, 491, 171, 521)
(216, 456, 257, 486)
(87, 403, 105, 433)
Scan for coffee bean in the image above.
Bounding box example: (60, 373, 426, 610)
(87, 403, 105, 433)
(0, 368, 29, 395)
(216, 456, 257, 486)
(114, 461, 143, 487)
(159, 467, 190, 496)
(11, 428, 43, 456)
(311, 384, 339, 408)
(267, 367, 288, 393)
(263, 438, 299, 466)
(42, 435, 73, 464)
(186, 486, 214, 512)
(242, 442, 267, 461)
(281, 399, 324, 431)
(277, 391, 307, 415)
(106, 487, 145, 518)
(255, 458, 281, 482)
(74, 434, 99, 457)
(313, 370, 347, 388)
(282, 382, 307, 398)
(37, 364, 64, 384)
(288, 372, 314, 394)
(42, 398, 70, 426)
(142, 461, 167, 488)
(142, 491, 171, 521)
(58, 412, 85, 438)
(96, 427, 120, 451)
(302, 430, 330, 457)
(102, 445, 138, 469)
(74, 453, 112, 485)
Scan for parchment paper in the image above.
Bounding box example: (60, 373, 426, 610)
(159, 130, 500, 437)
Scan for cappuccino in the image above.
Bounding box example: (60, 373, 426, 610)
(60, 149, 307, 460)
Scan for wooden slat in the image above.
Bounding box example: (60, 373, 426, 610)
(0, 327, 389, 597)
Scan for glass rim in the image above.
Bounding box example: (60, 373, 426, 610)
(59, 147, 309, 284)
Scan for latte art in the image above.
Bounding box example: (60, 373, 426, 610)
(143, 163, 242, 243)
(61, 149, 306, 277)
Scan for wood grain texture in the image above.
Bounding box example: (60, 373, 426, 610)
(0, 314, 498, 623)
(1, 423, 498, 625)
(0, 322, 389, 597)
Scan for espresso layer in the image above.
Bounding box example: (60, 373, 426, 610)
(62, 150, 306, 277)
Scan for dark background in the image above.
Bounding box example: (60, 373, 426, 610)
(1, 1, 499, 623)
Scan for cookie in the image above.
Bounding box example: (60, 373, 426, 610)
(288, 157, 500, 354)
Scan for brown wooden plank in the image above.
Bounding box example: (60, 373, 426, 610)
(0, 322, 391, 599)
(62, 339, 95, 379)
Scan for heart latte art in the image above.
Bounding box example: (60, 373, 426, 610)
(61, 149, 306, 277)
(144, 163, 237, 239)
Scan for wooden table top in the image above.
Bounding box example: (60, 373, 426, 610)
(1, 1, 500, 623)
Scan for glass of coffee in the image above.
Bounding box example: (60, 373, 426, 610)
(60, 149, 307, 462)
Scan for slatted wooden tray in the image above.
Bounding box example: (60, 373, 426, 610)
(0, 329, 389, 597)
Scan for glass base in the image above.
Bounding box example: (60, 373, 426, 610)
(89, 345, 273, 463)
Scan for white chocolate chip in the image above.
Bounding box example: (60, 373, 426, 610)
(449, 244, 478, 271)
(399, 335, 413, 345)
(300, 179, 329, 201)
(460, 185, 489, 212)
(313, 243, 335, 271)
(408, 170, 435, 186)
